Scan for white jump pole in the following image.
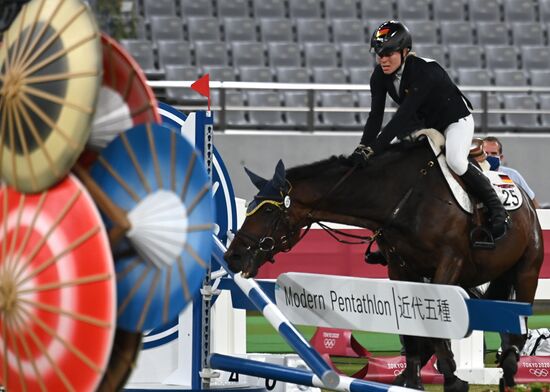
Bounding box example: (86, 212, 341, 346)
(211, 235, 341, 389)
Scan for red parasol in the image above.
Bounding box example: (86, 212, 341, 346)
(88, 33, 161, 150)
(0, 174, 116, 391)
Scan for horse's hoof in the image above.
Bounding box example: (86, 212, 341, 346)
(393, 373, 424, 390)
(444, 376, 469, 392)
(499, 347, 519, 387)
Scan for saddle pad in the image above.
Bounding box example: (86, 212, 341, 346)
(485, 170, 524, 211)
(412, 129, 523, 213)
(413, 129, 473, 213)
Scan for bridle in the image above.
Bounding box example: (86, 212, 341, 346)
(236, 191, 302, 264)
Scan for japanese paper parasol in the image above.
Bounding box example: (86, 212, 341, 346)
(0, 0, 102, 193)
(0, 174, 116, 391)
(89, 123, 213, 331)
(88, 33, 160, 151)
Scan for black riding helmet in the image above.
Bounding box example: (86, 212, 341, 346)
(370, 20, 412, 57)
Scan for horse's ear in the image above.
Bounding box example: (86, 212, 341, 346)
(244, 167, 269, 191)
(272, 159, 286, 189)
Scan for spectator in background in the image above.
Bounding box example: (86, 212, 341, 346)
(483, 136, 540, 208)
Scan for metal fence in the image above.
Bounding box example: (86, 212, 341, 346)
(148, 81, 550, 133)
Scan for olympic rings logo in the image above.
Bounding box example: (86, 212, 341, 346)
(394, 369, 404, 376)
(529, 369, 549, 377)
(323, 339, 336, 349)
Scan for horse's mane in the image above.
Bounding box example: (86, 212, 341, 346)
(286, 137, 429, 181)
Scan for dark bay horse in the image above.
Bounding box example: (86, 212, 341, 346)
(224, 138, 544, 392)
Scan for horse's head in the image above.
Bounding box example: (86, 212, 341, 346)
(224, 160, 305, 277)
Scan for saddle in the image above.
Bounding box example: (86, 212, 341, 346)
(412, 129, 522, 248)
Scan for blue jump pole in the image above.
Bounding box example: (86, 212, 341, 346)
(211, 235, 340, 389)
(209, 353, 410, 392)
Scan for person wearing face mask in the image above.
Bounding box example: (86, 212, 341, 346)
(352, 20, 510, 248)
(483, 136, 540, 208)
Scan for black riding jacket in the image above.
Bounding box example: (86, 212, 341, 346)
(361, 55, 472, 151)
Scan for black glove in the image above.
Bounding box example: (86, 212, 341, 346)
(351, 144, 374, 167)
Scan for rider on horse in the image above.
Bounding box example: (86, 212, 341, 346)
(351, 20, 510, 253)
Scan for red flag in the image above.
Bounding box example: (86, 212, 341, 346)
(191, 74, 210, 111)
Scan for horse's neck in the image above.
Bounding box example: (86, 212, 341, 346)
(292, 167, 417, 229)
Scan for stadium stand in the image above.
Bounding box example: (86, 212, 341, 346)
(283, 91, 309, 127)
(157, 40, 192, 68)
(103, 0, 550, 131)
(296, 18, 331, 43)
(259, 18, 294, 42)
(319, 92, 359, 128)
(288, 0, 322, 19)
(247, 91, 286, 126)
(187, 17, 220, 41)
(331, 18, 366, 43)
(150, 16, 184, 41)
(180, 0, 213, 17)
(223, 17, 258, 42)
(539, 94, 550, 127)
(433, 0, 465, 21)
(405, 20, 439, 45)
(395, 0, 430, 21)
(440, 21, 474, 45)
(144, 0, 177, 18)
(325, 0, 358, 18)
(476, 22, 510, 45)
(448, 45, 483, 69)
(511, 22, 545, 45)
(231, 42, 266, 67)
(312, 67, 348, 84)
(252, 0, 286, 18)
(239, 66, 274, 82)
(276, 67, 310, 83)
(217, 0, 250, 18)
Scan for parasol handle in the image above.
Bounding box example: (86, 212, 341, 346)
(73, 164, 131, 245)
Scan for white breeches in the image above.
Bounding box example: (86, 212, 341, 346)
(444, 114, 474, 176)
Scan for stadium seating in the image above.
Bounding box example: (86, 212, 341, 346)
(223, 18, 258, 42)
(433, 0, 465, 21)
(217, 0, 249, 18)
(319, 92, 359, 127)
(296, 19, 331, 42)
(180, 0, 213, 17)
(252, 0, 286, 18)
(239, 66, 274, 82)
(331, 19, 366, 43)
(100, 0, 550, 131)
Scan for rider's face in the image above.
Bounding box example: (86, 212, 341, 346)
(377, 51, 402, 74)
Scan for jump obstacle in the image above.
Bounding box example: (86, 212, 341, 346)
(125, 109, 536, 391)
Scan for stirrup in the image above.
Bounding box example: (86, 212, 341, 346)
(492, 216, 512, 241)
(470, 226, 495, 249)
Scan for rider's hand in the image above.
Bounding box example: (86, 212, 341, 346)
(351, 144, 374, 167)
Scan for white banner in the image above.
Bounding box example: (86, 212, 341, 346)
(275, 273, 471, 339)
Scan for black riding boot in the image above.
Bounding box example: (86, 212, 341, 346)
(460, 163, 510, 240)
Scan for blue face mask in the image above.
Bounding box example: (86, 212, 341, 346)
(486, 155, 500, 171)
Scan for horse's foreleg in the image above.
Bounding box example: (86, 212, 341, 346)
(394, 335, 430, 390)
(430, 254, 469, 392)
(484, 277, 522, 388)
(432, 339, 469, 392)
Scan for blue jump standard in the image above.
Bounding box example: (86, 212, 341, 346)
(212, 235, 340, 389)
